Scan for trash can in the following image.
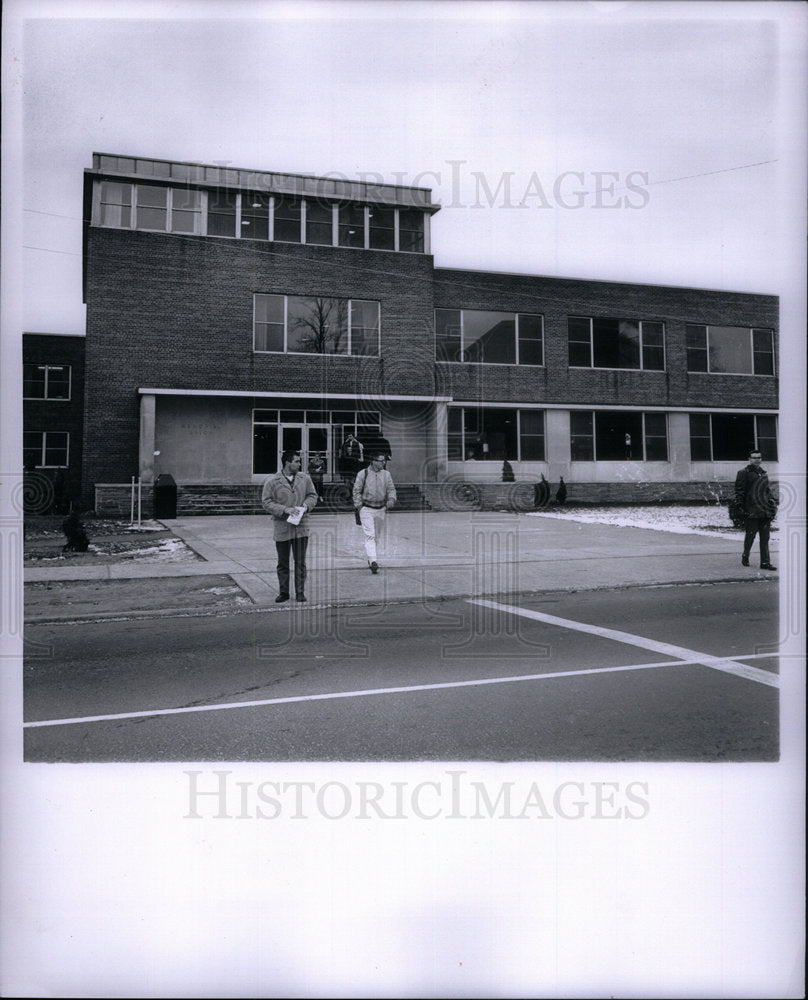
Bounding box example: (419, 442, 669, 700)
(153, 473, 177, 519)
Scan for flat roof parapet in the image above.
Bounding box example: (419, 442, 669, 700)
(89, 153, 440, 212)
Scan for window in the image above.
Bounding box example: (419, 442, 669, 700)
(688, 413, 778, 461)
(369, 207, 395, 250)
(133, 184, 202, 233)
(685, 325, 775, 375)
(338, 203, 365, 248)
(570, 411, 669, 461)
(274, 197, 302, 242)
(99, 181, 131, 227)
(567, 317, 666, 370)
(398, 209, 425, 253)
(435, 309, 544, 366)
(23, 431, 69, 469)
(349, 300, 380, 357)
(207, 189, 237, 237)
(305, 202, 334, 245)
(288, 296, 347, 354)
(23, 364, 71, 400)
(241, 192, 270, 240)
(254, 294, 380, 356)
(447, 407, 545, 461)
(94, 179, 428, 252)
(135, 184, 168, 230)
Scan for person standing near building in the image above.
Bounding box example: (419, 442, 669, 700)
(353, 451, 396, 574)
(339, 433, 364, 486)
(262, 449, 318, 602)
(734, 449, 777, 571)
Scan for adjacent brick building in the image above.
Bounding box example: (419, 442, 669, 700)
(22, 333, 86, 512)
(73, 152, 778, 513)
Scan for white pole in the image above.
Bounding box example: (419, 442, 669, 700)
(137, 478, 142, 526)
(130, 476, 135, 523)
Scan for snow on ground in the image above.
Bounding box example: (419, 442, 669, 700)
(525, 504, 767, 538)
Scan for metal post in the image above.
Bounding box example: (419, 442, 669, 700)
(137, 478, 142, 526)
(130, 476, 135, 523)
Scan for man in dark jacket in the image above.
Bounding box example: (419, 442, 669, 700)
(734, 450, 777, 570)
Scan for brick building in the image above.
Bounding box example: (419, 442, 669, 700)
(76, 152, 778, 514)
(22, 333, 86, 513)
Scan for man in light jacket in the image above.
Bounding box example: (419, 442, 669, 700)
(262, 449, 318, 602)
(352, 451, 396, 574)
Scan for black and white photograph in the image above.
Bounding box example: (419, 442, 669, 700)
(2, 0, 805, 996)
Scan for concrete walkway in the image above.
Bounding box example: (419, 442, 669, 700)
(23, 511, 777, 609)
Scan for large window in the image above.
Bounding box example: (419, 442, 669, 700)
(685, 325, 774, 375)
(23, 431, 69, 469)
(689, 413, 778, 462)
(447, 408, 545, 461)
(23, 364, 71, 400)
(568, 317, 665, 370)
(570, 411, 668, 461)
(436, 309, 544, 366)
(254, 294, 380, 356)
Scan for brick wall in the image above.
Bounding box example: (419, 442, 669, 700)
(22, 333, 86, 510)
(434, 267, 779, 408)
(82, 229, 437, 501)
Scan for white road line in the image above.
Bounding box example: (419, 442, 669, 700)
(468, 598, 779, 688)
(24, 653, 778, 730)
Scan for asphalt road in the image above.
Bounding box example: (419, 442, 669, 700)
(23, 580, 779, 762)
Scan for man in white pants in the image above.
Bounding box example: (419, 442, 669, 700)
(352, 452, 397, 574)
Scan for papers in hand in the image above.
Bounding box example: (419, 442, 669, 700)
(286, 506, 306, 525)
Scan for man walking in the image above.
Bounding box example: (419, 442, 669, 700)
(353, 451, 396, 574)
(734, 449, 777, 571)
(262, 449, 318, 602)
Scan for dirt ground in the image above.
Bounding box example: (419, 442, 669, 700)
(23, 515, 252, 619)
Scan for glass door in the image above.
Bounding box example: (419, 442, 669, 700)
(279, 424, 331, 481)
(305, 424, 331, 481)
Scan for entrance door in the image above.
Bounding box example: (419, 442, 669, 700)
(279, 424, 331, 479)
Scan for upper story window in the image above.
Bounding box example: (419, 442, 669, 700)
(99, 181, 203, 234)
(568, 317, 665, 371)
(685, 325, 774, 375)
(435, 309, 544, 366)
(274, 197, 302, 243)
(94, 180, 428, 252)
(254, 294, 380, 356)
(338, 203, 366, 248)
(23, 364, 71, 400)
(399, 209, 425, 253)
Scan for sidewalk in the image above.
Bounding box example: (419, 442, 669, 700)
(23, 511, 777, 622)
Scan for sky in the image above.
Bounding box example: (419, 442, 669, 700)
(10, 0, 806, 337)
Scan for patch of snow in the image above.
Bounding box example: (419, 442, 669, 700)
(126, 538, 195, 560)
(525, 504, 771, 539)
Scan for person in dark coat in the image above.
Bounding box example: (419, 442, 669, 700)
(734, 449, 777, 570)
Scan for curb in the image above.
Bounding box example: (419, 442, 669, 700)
(23, 575, 776, 626)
